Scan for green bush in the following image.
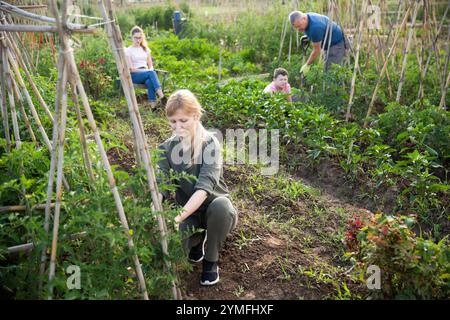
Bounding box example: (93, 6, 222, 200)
(131, 6, 176, 31)
(346, 213, 450, 299)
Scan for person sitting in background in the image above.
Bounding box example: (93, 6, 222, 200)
(125, 26, 166, 109)
(263, 67, 292, 102)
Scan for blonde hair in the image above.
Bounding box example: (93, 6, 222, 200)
(130, 26, 149, 52)
(166, 89, 209, 165)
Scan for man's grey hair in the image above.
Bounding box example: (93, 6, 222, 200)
(289, 11, 305, 24)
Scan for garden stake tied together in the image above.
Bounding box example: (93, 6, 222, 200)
(0, 0, 180, 300)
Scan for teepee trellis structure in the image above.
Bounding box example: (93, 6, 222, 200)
(0, 0, 180, 300)
(97, 0, 181, 300)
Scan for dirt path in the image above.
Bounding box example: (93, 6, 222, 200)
(180, 164, 368, 300)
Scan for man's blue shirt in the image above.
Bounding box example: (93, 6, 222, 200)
(304, 13, 344, 50)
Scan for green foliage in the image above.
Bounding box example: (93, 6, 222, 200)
(75, 35, 118, 100)
(0, 135, 187, 299)
(194, 80, 448, 228)
(130, 5, 176, 31)
(148, 34, 261, 86)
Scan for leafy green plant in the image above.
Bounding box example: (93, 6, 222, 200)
(346, 213, 450, 299)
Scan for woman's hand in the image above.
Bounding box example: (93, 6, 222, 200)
(173, 190, 208, 225)
(174, 214, 183, 224)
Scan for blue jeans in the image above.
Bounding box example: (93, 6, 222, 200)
(130, 70, 161, 102)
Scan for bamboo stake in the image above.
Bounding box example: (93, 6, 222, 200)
(73, 62, 150, 300)
(417, 4, 448, 99)
(98, 6, 165, 293)
(0, 203, 55, 213)
(4, 30, 54, 122)
(439, 30, 450, 108)
(4, 45, 21, 149)
(346, 0, 367, 121)
(0, 24, 99, 33)
(288, 26, 292, 66)
(8, 232, 86, 254)
(382, 0, 403, 73)
(11, 75, 37, 144)
(365, 0, 394, 98)
(0, 1, 93, 30)
(364, 29, 372, 71)
(322, 0, 334, 67)
(4, 15, 33, 72)
(375, 33, 394, 99)
(426, 0, 445, 96)
(8, 50, 52, 149)
(396, 0, 420, 103)
(47, 0, 72, 300)
(0, 36, 4, 127)
(8, 48, 69, 191)
(441, 24, 450, 101)
(47, 60, 68, 300)
(430, 0, 445, 94)
(0, 36, 11, 152)
(69, 81, 95, 183)
(38, 51, 66, 297)
(99, 0, 180, 300)
(277, 16, 288, 64)
(364, 6, 411, 127)
(439, 67, 449, 108)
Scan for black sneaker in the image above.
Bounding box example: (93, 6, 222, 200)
(200, 259, 219, 286)
(188, 231, 207, 263)
(160, 96, 168, 107)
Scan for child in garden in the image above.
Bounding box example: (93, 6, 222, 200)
(263, 67, 293, 102)
(125, 26, 167, 109)
(156, 89, 238, 286)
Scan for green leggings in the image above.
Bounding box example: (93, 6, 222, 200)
(179, 196, 238, 262)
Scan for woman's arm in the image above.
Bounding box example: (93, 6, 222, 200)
(174, 189, 208, 223)
(147, 50, 154, 70)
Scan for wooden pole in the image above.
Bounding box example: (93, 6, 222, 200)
(8, 47, 70, 191)
(39, 51, 66, 297)
(277, 15, 288, 64)
(4, 45, 21, 150)
(346, 0, 367, 121)
(99, 0, 180, 300)
(69, 81, 95, 183)
(47, 60, 68, 300)
(396, 0, 420, 103)
(425, 0, 445, 97)
(12, 76, 37, 144)
(0, 24, 99, 33)
(0, 1, 94, 30)
(4, 30, 54, 122)
(439, 33, 450, 108)
(0, 203, 55, 213)
(417, 4, 448, 99)
(439, 67, 449, 108)
(3, 14, 34, 71)
(8, 232, 87, 254)
(288, 26, 292, 66)
(364, 6, 411, 127)
(0, 36, 11, 152)
(8, 50, 52, 149)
